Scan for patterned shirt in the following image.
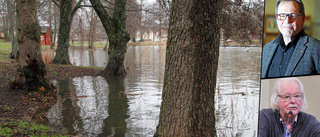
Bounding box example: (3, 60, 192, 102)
(280, 116, 298, 137)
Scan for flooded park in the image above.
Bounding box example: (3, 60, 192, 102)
(41, 45, 261, 136)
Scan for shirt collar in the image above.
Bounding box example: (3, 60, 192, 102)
(277, 30, 304, 48)
(280, 114, 298, 124)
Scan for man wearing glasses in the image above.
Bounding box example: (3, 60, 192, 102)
(261, 0, 320, 78)
(259, 78, 320, 137)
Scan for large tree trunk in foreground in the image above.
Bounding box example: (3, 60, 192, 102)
(12, 0, 52, 91)
(90, 0, 130, 77)
(51, 0, 72, 65)
(155, 0, 222, 136)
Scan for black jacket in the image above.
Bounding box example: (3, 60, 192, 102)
(259, 108, 320, 137)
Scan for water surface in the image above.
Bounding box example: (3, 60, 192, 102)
(43, 46, 261, 136)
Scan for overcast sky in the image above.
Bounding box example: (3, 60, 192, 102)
(146, 0, 156, 4)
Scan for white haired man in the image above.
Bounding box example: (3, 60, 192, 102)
(259, 77, 320, 137)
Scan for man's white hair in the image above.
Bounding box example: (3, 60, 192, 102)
(270, 77, 308, 111)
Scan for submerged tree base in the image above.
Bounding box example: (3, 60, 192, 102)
(101, 65, 127, 78)
(51, 58, 72, 65)
(0, 56, 103, 136)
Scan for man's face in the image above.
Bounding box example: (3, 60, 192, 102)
(277, 1, 305, 38)
(278, 80, 302, 117)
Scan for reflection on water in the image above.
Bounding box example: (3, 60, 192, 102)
(42, 47, 108, 67)
(45, 46, 261, 136)
(216, 47, 261, 137)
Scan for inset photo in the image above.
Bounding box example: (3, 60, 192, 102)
(261, 0, 320, 79)
(259, 76, 320, 136)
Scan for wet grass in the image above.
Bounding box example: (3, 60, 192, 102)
(0, 42, 12, 63)
(68, 41, 107, 48)
(127, 41, 167, 46)
(0, 42, 12, 55)
(0, 118, 68, 137)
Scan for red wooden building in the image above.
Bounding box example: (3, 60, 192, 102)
(40, 27, 51, 46)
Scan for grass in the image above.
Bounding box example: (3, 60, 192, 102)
(0, 104, 67, 136)
(79, 65, 104, 69)
(0, 118, 68, 137)
(3, 105, 15, 111)
(0, 42, 12, 55)
(69, 41, 107, 48)
(0, 42, 12, 63)
(69, 40, 167, 47)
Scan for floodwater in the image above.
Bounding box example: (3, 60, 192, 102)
(215, 47, 261, 137)
(42, 46, 261, 136)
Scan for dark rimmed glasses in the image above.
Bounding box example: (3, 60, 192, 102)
(277, 94, 302, 102)
(276, 13, 303, 21)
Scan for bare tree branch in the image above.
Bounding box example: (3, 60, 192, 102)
(71, 0, 85, 18)
(103, 0, 115, 6)
(38, 0, 50, 11)
(51, 0, 59, 7)
(159, 0, 171, 12)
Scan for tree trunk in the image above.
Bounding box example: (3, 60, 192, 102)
(11, 0, 52, 91)
(91, 12, 97, 48)
(79, 17, 84, 46)
(51, 5, 57, 49)
(88, 8, 95, 49)
(51, 0, 72, 65)
(49, 0, 53, 47)
(8, 0, 18, 59)
(90, 0, 130, 77)
(103, 21, 129, 77)
(155, 0, 222, 136)
(51, 3, 58, 49)
(3, 13, 9, 42)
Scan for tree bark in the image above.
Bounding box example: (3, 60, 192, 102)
(7, 0, 18, 59)
(51, 3, 58, 49)
(155, 0, 222, 136)
(51, 0, 83, 64)
(88, 8, 96, 49)
(90, 0, 130, 77)
(3, 11, 9, 42)
(12, 0, 52, 91)
(51, 0, 72, 65)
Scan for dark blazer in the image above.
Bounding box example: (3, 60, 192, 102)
(261, 30, 320, 78)
(259, 109, 320, 137)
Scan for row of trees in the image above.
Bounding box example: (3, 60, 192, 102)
(0, 0, 169, 44)
(0, 0, 263, 46)
(222, 0, 264, 45)
(1, 0, 170, 74)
